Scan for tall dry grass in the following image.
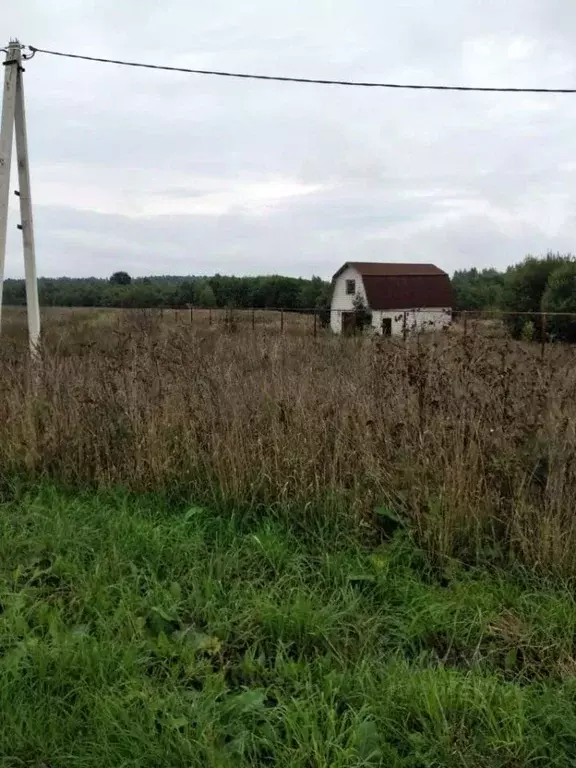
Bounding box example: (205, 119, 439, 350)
(1, 309, 576, 573)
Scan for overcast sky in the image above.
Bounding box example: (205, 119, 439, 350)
(4, 0, 576, 279)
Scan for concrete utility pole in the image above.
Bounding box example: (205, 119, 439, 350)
(0, 40, 40, 355)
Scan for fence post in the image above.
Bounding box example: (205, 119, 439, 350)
(402, 311, 407, 342)
(252, 307, 255, 331)
(209, 308, 212, 326)
(280, 308, 284, 333)
(463, 310, 468, 338)
(541, 313, 547, 360)
(190, 306, 193, 325)
(313, 309, 317, 337)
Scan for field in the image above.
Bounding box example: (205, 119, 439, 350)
(2, 308, 576, 766)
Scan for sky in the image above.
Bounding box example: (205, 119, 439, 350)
(3, 0, 576, 279)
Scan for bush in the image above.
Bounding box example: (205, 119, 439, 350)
(502, 253, 575, 339)
(542, 262, 576, 342)
(352, 293, 372, 333)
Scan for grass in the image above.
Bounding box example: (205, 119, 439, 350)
(2, 484, 576, 767)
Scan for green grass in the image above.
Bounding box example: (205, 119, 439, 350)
(2, 487, 576, 766)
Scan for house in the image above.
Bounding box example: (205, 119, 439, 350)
(330, 262, 453, 336)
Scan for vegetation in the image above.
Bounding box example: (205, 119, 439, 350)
(2, 273, 331, 311)
(352, 292, 372, 332)
(542, 261, 576, 342)
(1, 309, 576, 575)
(451, 267, 505, 311)
(2, 311, 576, 764)
(2, 485, 576, 767)
(109, 270, 132, 286)
(453, 253, 576, 342)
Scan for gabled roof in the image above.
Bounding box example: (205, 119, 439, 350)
(333, 262, 448, 279)
(332, 261, 453, 310)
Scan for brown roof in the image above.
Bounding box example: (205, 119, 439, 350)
(333, 261, 448, 278)
(362, 274, 453, 310)
(333, 262, 452, 310)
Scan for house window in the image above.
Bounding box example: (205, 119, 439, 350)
(345, 279, 356, 295)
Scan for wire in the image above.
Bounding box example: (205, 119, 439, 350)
(27, 45, 576, 94)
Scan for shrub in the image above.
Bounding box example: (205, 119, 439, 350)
(542, 262, 576, 342)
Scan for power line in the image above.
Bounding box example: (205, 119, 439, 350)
(27, 45, 576, 94)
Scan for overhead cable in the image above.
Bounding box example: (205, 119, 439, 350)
(27, 46, 576, 94)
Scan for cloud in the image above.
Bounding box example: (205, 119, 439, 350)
(4, 0, 576, 278)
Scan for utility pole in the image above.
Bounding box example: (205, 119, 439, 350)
(0, 40, 40, 355)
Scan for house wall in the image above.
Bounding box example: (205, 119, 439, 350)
(331, 304, 452, 335)
(329, 266, 368, 333)
(370, 308, 452, 336)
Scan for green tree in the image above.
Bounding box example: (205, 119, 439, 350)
(175, 280, 196, 306)
(542, 262, 576, 342)
(3, 279, 26, 305)
(195, 282, 217, 307)
(2, 273, 330, 312)
(123, 283, 161, 308)
(352, 292, 372, 332)
(502, 253, 574, 338)
(451, 268, 505, 311)
(110, 271, 132, 286)
(298, 275, 327, 309)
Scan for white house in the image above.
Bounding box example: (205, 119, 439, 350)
(330, 262, 453, 336)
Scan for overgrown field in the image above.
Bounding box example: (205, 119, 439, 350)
(1, 308, 576, 574)
(2, 310, 576, 766)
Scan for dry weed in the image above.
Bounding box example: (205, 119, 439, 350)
(1, 309, 576, 573)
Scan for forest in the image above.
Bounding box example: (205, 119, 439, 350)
(1, 272, 331, 311)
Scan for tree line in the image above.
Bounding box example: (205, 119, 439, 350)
(2, 272, 331, 312)
(452, 252, 576, 341)
(6, 253, 576, 340)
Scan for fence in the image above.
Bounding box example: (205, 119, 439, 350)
(4, 305, 576, 347)
(2, 305, 331, 338)
(125, 307, 330, 336)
